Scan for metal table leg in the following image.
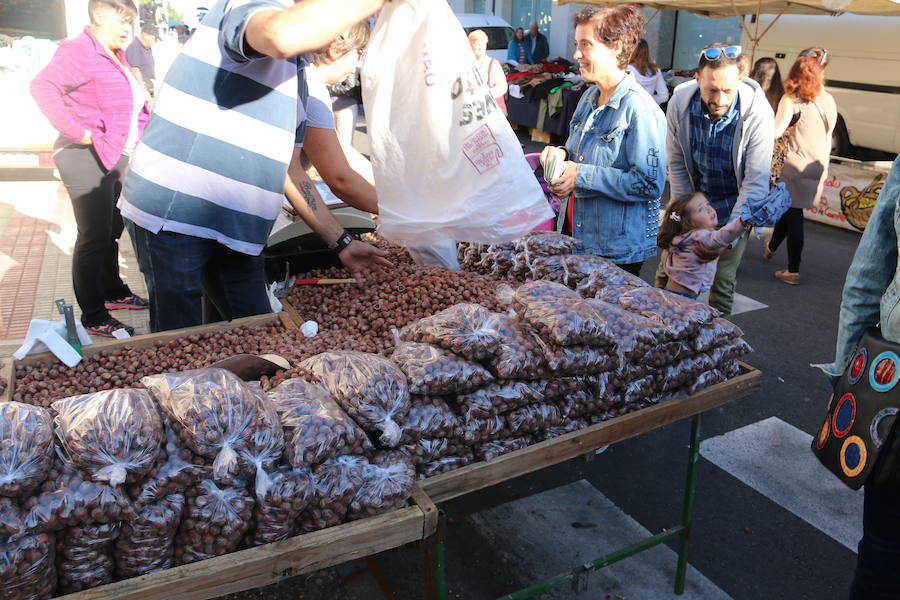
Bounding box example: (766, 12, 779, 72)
(675, 413, 702, 595)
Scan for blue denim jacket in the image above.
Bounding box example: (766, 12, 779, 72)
(565, 75, 667, 264)
(815, 159, 900, 380)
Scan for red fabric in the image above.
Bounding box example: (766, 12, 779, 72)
(539, 61, 566, 74)
(565, 192, 574, 235)
(30, 28, 150, 170)
(506, 71, 532, 81)
(487, 59, 507, 112)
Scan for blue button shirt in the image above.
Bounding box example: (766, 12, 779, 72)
(689, 90, 740, 225)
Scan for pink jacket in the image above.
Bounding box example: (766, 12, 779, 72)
(664, 219, 747, 295)
(30, 28, 149, 170)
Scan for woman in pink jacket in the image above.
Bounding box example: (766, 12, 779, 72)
(31, 0, 150, 337)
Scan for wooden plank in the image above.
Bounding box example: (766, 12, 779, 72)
(12, 313, 295, 369)
(529, 128, 551, 143)
(56, 502, 430, 600)
(421, 365, 762, 504)
(411, 482, 439, 538)
(280, 299, 305, 330)
(0, 357, 13, 403)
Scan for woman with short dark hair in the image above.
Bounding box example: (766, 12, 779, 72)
(31, 0, 150, 336)
(506, 27, 533, 64)
(539, 5, 667, 276)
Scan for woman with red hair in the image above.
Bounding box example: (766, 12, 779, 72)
(765, 47, 837, 284)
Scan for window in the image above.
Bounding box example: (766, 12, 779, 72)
(463, 26, 515, 51)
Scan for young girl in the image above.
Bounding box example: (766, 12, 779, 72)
(658, 192, 749, 299)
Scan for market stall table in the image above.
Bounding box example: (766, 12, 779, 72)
(419, 362, 762, 599)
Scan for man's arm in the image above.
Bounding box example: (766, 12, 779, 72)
(303, 126, 378, 214)
(665, 88, 693, 199)
(284, 149, 391, 279)
(243, 0, 384, 60)
(729, 89, 775, 221)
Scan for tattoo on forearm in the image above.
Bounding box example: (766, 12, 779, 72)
(299, 181, 316, 210)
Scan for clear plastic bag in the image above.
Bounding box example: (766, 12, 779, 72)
(0, 497, 21, 539)
(298, 455, 368, 533)
(617, 288, 718, 340)
(475, 437, 533, 462)
(574, 262, 650, 298)
(391, 340, 494, 395)
(539, 341, 617, 376)
(720, 360, 742, 379)
(509, 279, 579, 313)
(398, 304, 502, 361)
(395, 438, 469, 466)
(506, 403, 565, 436)
(556, 390, 606, 419)
(0, 533, 55, 600)
(51, 389, 162, 486)
(0, 402, 54, 498)
(416, 451, 474, 480)
(621, 375, 659, 406)
(348, 461, 416, 520)
(537, 419, 589, 441)
(514, 231, 578, 256)
(247, 467, 314, 546)
(593, 284, 642, 305)
(682, 369, 728, 396)
(115, 493, 184, 579)
(584, 299, 669, 363)
(487, 315, 548, 380)
(56, 521, 119, 593)
(22, 457, 133, 534)
(513, 282, 618, 349)
(454, 381, 546, 422)
(458, 415, 510, 445)
(638, 340, 695, 368)
(528, 255, 571, 286)
(142, 368, 272, 485)
(692, 318, 744, 354)
(542, 376, 590, 400)
(656, 354, 717, 393)
(269, 378, 373, 469)
(400, 397, 461, 443)
(240, 395, 284, 500)
(563, 255, 621, 288)
(298, 352, 411, 447)
(132, 426, 210, 509)
(175, 479, 253, 565)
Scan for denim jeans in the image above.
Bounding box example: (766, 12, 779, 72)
(126, 220, 271, 332)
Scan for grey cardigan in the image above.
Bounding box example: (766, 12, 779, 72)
(665, 77, 775, 221)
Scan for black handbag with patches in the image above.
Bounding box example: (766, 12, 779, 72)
(812, 327, 900, 490)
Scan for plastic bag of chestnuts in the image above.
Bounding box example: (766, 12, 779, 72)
(268, 378, 373, 468)
(175, 479, 253, 565)
(0, 402, 54, 498)
(617, 287, 719, 340)
(0, 533, 56, 600)
(51, 389, 162, 487)
(347, 461, 415, 520)
(298, 352, 410, 447)
(56, 521, 119, 593)
(115, 493, 184, 579)
(246, 467, 314, 546)
(398, 303, 503, 361)
(132, 425, 211, 509)
(400, 397, 461, 443)
(512, 281, 620, 350)
(297, 455, 368, 533)
(142, 368, 275, 485)
(486, 315, 548, 380)
(475, 437, 533, 462)
(390, 339, 494, 395)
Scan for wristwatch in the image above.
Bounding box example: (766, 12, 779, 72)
(330, 230, 353, 253)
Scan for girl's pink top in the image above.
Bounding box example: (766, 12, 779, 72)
(664, 219, 747, 295)
(30, 27, 150, 170)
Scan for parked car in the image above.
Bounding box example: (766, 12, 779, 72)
(455, 13, 515, 63)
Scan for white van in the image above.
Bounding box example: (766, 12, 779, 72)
(455, 13, 515, 63)
(743, 14, 900, 156)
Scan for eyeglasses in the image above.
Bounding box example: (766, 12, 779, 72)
(800, 47, 828, 65)
(699, 45, 742, 61)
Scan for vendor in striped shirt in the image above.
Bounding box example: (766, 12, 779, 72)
(120, 0, 390, 333)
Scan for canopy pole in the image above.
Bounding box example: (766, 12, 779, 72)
(732, 0, 786, 65)
(646, 8, 661, 24)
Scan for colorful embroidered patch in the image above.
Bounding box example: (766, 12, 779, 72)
(832, 393, 856, 438)
(870, 351, 900, 392)
(870, 407, 899, 449)
(848, 348, 867, 384)
(816, 416, 830, 450)
(840, 435, 866, 478)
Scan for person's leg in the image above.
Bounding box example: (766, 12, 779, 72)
(708, 233, 748, 316)
(618, 261, 643, 277)
(53, 146, 115, 327)
(786, 208, 805, 273)
(202, 244, 271, 323)
(133, 227, 209, 332)
(768, 210, 790, 253)
(849, 483, 900, 600)
(99, 156, 133, 302)
(654, 250, 669, 288)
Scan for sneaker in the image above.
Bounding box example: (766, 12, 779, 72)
(85, 317, 135, 338)
(774, 269, 799, 285)
(104, 294, 149, 310)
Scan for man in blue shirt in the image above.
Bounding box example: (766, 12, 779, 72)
(659, 43, 774, 315)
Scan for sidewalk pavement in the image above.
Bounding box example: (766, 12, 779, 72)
(0, 179, 150, 356)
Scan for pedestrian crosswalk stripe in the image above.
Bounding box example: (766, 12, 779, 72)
(700, 416, 863, 552)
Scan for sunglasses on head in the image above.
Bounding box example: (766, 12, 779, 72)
(800, 47, 828, 65)
(699, 45, 742, 61)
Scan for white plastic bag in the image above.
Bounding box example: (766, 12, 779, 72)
(361, 0, 552, 245)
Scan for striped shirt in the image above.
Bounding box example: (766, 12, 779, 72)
(689, 90, 740, 226)
(120, 0, 312, 256)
